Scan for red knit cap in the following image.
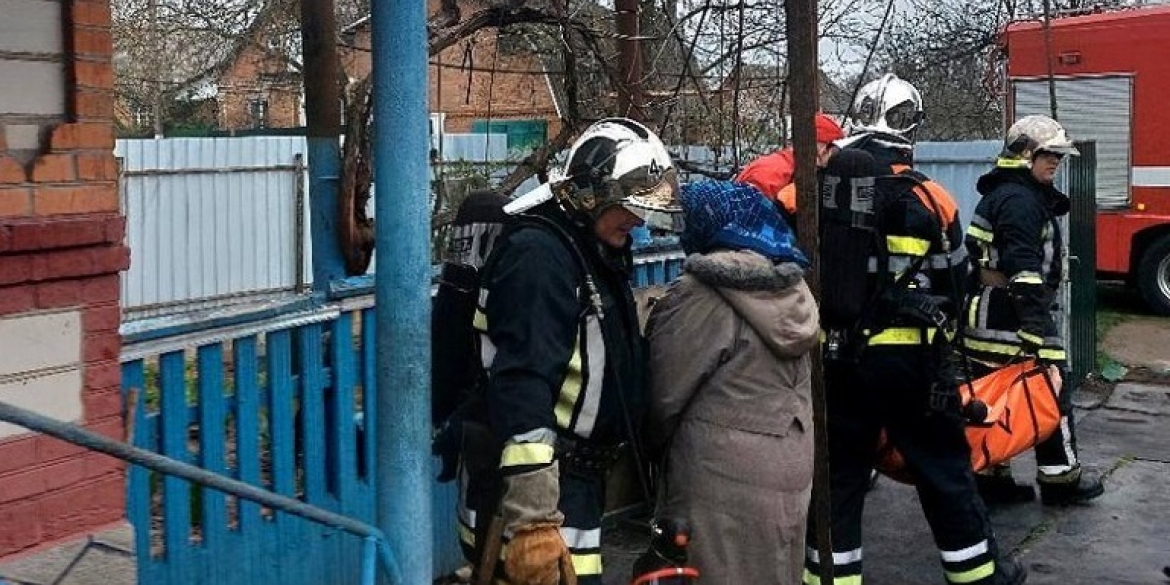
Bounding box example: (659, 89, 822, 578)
(815, 113, 845, 143)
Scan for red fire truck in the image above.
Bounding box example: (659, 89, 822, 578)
(1001, 4, 1170, 315)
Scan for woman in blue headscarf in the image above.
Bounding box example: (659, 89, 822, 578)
(645, 180, 819, 584)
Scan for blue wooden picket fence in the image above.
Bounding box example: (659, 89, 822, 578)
(119, 252, 683, 585)
(632, 249, 686, 288)
(120, 301, 461, 583)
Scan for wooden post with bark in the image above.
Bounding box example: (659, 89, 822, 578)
(786, 0, 835, 582)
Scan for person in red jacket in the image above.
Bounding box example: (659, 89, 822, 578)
(735, 112, 845, 204)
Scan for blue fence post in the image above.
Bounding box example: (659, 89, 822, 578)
(371, 2, 433, 584)
(197, 343, 229, 583)
(121, 360, 154, 579)
(233, 336, 262, 583)
(308, 138, 346, 291)
(159, 351, 192, 583)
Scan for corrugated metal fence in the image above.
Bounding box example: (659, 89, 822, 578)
(117, 137, 1003, 319)
(117, 135, 511, 320)
(915, 140, 999, 228)
(117, 138, 311, 320)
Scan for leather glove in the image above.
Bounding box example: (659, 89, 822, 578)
(504, 522, 576, 585)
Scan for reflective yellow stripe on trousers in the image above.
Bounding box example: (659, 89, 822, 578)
(802, 569, 863, 585)
(945, 561, 996, 584)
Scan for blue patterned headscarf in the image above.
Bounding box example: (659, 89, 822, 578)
(679, 180, 809, 267)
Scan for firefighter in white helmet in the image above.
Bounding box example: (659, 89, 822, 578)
(803, 73, 1027, 585)
(455, 118, 680, 585)
(846, 73, 926, 138)
(960, 114, 1105, 506)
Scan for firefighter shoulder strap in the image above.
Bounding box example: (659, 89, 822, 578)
(818, 150, 935, 333)
(430, 189, 595, 482)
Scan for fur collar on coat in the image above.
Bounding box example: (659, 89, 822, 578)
(682, 249, 818, 359)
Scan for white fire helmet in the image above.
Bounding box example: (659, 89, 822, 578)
(506, 118, 682, 231)
(846, 73, 925, 141)
(998, 115, 1080, 168)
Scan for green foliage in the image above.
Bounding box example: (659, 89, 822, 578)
(1095, 306, 1130, 374)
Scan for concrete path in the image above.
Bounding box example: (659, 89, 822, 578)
(603, 382, 1170, 585)
(6, 383, 1165, 585)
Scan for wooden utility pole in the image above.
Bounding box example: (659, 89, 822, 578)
(1041, 0, 1060, 120)
(301, 0, 342, 138)
(786, 0, 834, 582)
(616, 0, 645, 121)
(300, 0, 349, 286)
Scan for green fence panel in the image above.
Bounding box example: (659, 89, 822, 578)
(1068, 141, 1098, 385)
(471, 119, 548, 152)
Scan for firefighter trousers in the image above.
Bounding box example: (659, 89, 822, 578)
(972, 362, 1079, 478)
(460, 467, 606, 585)
(804, 342, 1002, 585)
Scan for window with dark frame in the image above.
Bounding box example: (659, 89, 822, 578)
(248, 98, 269, 129)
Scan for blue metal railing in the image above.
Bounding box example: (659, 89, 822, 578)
(0, 399, 401, 585)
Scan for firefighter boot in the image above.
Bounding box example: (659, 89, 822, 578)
(975, 465, 1036, 505)
(992, 557, 1027, 585)
(1038, 468, 1104, 506)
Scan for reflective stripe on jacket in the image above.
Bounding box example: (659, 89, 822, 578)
(961, 167, 1069, 364)
(474, 213, 646, 477)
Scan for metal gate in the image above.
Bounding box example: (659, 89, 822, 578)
(1067, 141, 1098, 385)
(120, 299, 466, 584)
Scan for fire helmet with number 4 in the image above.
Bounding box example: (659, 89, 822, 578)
(561, 117, 682, 231)
(997, 114, 1080, 168)
(508, 118, 683, 231)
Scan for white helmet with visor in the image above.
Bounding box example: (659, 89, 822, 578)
(506, 118, 682, 231)
(998, 114, 1080, 168)
(847, 73, 925, 141)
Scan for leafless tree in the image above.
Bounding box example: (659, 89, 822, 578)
(113, 0, 901, 271)
(639, 0, 882, 171)
(112, 0, 368, 134)
(863, 0, 1014, 141)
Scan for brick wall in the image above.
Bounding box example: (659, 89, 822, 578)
(340, 0, 562, 136)
(217, 44, 302, 131)
(0, 0, 130, 560)
(429, 30, 562, 136)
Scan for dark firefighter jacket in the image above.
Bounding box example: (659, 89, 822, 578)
(777, 136, 968, 339)
(961, 165, 1069, 364)
(473, 202, 647, 478)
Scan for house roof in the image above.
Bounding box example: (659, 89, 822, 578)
(714, 63, 851, 114)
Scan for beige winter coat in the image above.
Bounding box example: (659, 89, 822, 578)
(646, 249, 819, 585)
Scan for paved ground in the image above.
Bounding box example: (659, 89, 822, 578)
(601, 381, 1170, 585)
(5, 382, 1165, 585)
(0, 524, 134, 585)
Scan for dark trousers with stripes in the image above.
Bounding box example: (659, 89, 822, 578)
(805, 343, 1000, 583)
(971, 361, 1078, 476)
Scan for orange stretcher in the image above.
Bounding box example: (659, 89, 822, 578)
(876, 359, 1063, 483)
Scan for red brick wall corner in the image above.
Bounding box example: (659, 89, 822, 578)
(0, 0, 129, 561)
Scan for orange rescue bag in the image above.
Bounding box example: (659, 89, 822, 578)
(875, 359, 1063, 484)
